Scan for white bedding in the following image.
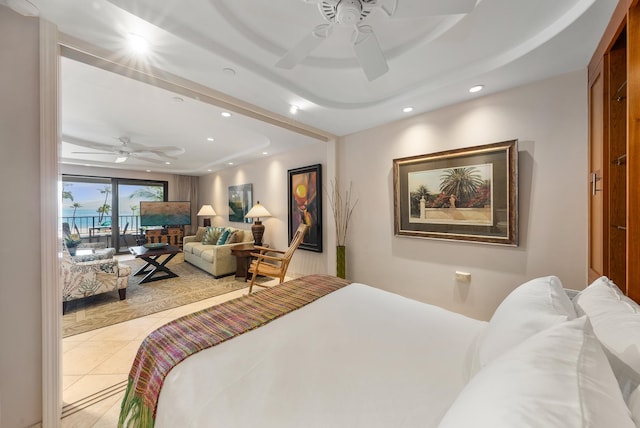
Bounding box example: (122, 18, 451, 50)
(155, 283, 487, 428)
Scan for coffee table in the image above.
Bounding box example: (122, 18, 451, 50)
(129, 244, 181, 284)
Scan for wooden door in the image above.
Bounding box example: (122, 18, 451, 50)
(627, 4, 640, 301)
(588, 58, 607, 283)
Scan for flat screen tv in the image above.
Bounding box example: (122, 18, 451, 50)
(140, 201, 191, 227)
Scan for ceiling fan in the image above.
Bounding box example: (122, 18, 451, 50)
(67, 135, 185, 164)
(276, 0, 478, 81)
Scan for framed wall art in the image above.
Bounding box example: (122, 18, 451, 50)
(393, 140, 518, 245)
(228, 183, 253, 223)
(288, 164, 322, 252)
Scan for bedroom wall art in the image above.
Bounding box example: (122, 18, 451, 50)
(288, 163, 323, 252)
(228, 183, 253, 223)
(393, 140, 518, 245)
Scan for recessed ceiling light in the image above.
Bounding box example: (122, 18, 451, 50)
(289, 105, 299, 114)
(228, 162, 234, 165)
(263, 152, 268, 155)
(165, 161, 171, 165)
(207, 137, 214, 142)
(469, 85, 484, 93)
(207, 169, 212, 172)
(221, 112, 231, 118)
(146, 170, 151, 173)
(128, 33, 149, 55)
(402, 107, 413, 113)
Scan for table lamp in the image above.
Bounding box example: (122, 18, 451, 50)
(197, 204, 216, 227)
(245, 201, 272, 246)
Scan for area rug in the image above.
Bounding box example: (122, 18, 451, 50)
(62, 254, 262, 337)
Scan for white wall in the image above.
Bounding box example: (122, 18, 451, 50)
(338, 71, 588, 321)
(198, 141, 331, 276)
(0, 7, 42, 427)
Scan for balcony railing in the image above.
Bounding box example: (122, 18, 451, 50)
(61, 215, 142, 250)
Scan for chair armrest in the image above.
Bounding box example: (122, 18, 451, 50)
(71, 252, 113, 263)
(69, 259, 121, 276)
(78, 242, 107, 249)
(251, 253, 285, 263)
(253, 245, 284, 255)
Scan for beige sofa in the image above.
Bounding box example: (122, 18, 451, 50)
(183, 226, 253, 278)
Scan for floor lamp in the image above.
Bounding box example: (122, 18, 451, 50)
(197, 204, 216, 227)
(245, 201, 271, 246)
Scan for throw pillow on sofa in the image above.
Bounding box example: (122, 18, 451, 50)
(203, 227, 224, 245)
(194, 226, 207, 242)
(226, 230, 243, 244)
(216, 228, 231, 245)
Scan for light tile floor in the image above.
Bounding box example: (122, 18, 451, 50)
(61, 273, 282, 427)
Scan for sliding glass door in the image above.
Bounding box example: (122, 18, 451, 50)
(61, 175, 166, 253)
(115, 180, 166, 251)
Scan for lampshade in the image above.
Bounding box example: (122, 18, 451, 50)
(245, 201, 272, 220)
(197, 205, 216, 217)
(245, 201, 271, 246)
(197, 205, 216, 227)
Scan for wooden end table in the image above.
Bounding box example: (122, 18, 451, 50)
(230, 243, 266, 281)
(129, 244, 181, 284)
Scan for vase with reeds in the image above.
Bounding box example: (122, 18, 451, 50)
(328, 180, 357, 279)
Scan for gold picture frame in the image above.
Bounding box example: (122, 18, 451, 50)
(393, 140, 518, 245)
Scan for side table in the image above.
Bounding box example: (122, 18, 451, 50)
(230, 243, 267, 281)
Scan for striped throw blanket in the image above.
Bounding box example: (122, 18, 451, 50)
(118, 274, 351, 428)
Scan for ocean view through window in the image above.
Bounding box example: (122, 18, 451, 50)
(61, 175, 167, 252)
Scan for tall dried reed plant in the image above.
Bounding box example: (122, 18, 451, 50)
(327, 180, 358, 246)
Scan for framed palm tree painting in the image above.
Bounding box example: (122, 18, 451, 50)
(393, 140, 518, 245)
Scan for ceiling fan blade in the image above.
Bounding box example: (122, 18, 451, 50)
(146, 146, 185, 155)
(352, 26, 389, 81)
(71, 151, 116, 155)
(63, 134, 120, 151)
(391, 0, 477, 18)
(276, 24, 333, 69)
(132, 156, 167, 164)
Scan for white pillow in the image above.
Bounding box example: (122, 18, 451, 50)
(439, 317, 635, 428)
(574, 276, 640, 401)
(471, 276, 576, 373)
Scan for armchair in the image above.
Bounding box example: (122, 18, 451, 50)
(247, 223, 308, 294)
(61, 246, 131, 314)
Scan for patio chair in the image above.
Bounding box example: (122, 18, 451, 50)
(121, 222, 130, 247)
(247, 223, 308, 294)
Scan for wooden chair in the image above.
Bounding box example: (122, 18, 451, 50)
(247, 223, 308, 294)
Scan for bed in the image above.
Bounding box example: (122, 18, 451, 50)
(119, 274, 640, 428)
